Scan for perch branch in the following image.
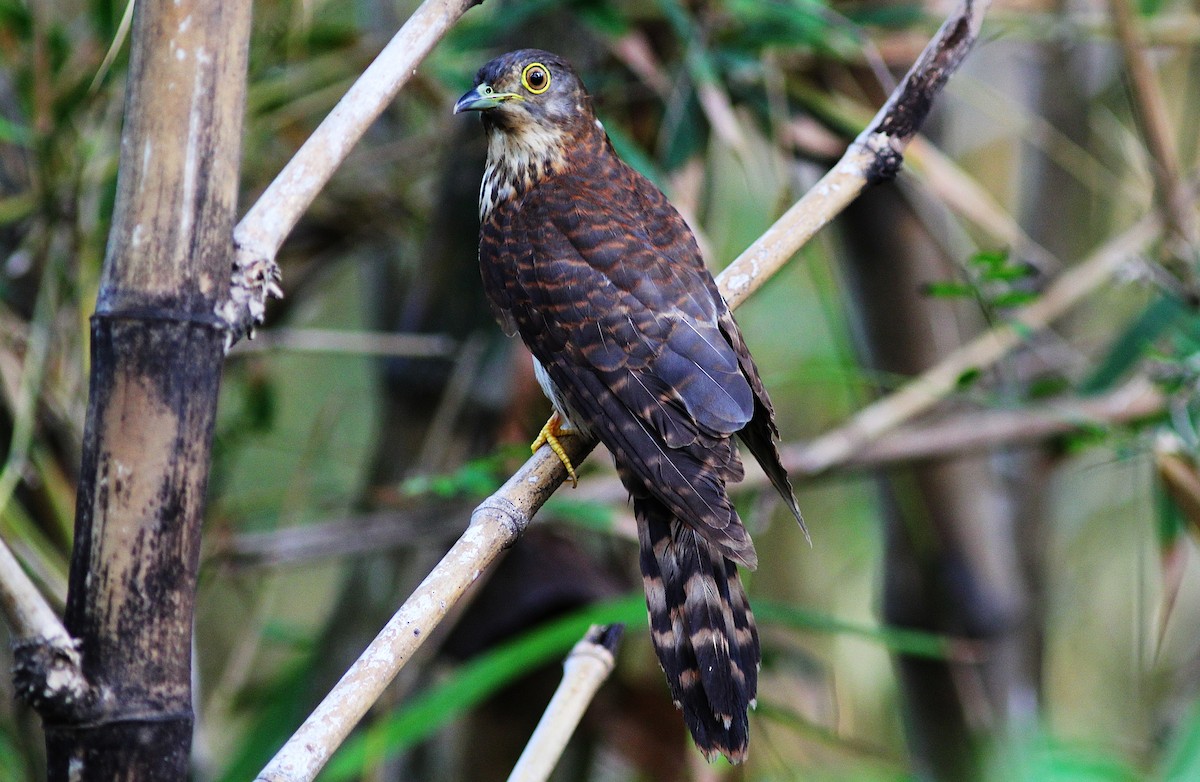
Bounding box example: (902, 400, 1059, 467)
(221, 0, 484, 344)
(507, 624, 624, 782)
(218, 376, 1164, 569)
(255, 3, 987, 779)
(255, 437, 594, 782)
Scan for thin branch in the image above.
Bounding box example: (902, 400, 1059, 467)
(1, 535, 91, 722)
(796, 213, 1162, 475)
(255, 4, 987, 778)
(0, 538, 69, 646)
(208, 509, 455, 569)
(792, 375, 1163, 473)
(1108, 0, 1198, 256)
(507, 625, 624, 782)
(228, 328, 458, 358)
(569, 376, 1166, 513)
(717, 0, 989, 308)
(220, 0, 485, 344)
(218, 377, 1164, 569)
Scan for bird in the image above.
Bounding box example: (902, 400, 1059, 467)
(454, 49, 805, 763)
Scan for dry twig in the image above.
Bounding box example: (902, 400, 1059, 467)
(1, 537, 90, 720)
(797, 213, 1162, 475)
(569, 375, 1166, 513)
(254, 2, 989, 779)
(717, 0, 989, 308)
(507, 624, 624, 782)
(1108, 0, 1198, 257)
(221, 0, 485, 344)
(228, 327, 457, 357)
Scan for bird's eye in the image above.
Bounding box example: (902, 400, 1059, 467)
(521, 63, 550, 95)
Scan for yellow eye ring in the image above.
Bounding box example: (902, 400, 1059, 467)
(521, 62, 551, 95)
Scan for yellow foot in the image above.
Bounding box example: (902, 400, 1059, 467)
(531, 412, 579, 488)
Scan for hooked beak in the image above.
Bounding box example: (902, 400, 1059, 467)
(453, 82, 523, 114)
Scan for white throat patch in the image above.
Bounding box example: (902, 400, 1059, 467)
(480, 122, 567, 220)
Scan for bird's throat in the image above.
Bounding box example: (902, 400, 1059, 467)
(479, 123, 570, 220)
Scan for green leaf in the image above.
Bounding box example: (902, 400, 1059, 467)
(0, 726, 34, 781)
(989, 290, 1040, 309)
(987, 735, 1140, 781)
(970, 248, 1010, 270)
(400, 454, 507, 500)
(924, 281, 977, 299)
(0, 117, 33, 147)
(957, 367, 982, 389)
(1083, 296, 1187, 392)
(1155, 468, 1186, 549)
(754, 600, 958, 659)
(322, 594, 962, 779)
(218, 656, 322, 782)
(543, 496, 618, 532)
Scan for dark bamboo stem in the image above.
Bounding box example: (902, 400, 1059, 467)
(37, 1, 252, 779)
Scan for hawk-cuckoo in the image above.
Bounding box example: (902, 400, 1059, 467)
(455, 49, 805, 763)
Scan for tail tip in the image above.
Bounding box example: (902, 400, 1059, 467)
(698, 742, 748, 765)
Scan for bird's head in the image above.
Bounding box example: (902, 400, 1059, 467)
(453, 49, 596, 140)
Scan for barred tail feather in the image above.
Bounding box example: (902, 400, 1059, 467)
(635, 496, 760, 763)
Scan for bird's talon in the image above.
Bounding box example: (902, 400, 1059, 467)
(532, 413, 578, 488)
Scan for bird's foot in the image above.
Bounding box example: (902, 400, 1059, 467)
(531, 412, 578, 488)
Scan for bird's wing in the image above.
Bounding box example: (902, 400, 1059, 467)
(480, 159, 760, 564)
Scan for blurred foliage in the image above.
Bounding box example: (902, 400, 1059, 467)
(2, 0, 1200, 780)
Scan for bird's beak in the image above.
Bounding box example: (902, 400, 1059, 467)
(453, 82, 523, 114)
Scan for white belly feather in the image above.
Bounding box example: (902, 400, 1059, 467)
(532, 356, 589, 435)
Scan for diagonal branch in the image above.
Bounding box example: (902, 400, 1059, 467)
(507, 624, 624, 782)
(718, 0, 990, 308)
(221, 0, 486, 344)
(1108, 0, 1198, 258)
(254, 2, 990, 780)
(569, 375, 1167, 515)
(0, 536, 91, 721)
(798, 211, 1164, 475)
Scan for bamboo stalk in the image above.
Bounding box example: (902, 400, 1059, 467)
(34, 1, 254, 778)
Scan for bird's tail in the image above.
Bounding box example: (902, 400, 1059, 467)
(635, 495, 760, 763)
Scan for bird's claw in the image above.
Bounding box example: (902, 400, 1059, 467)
(532, 412, 578, 488)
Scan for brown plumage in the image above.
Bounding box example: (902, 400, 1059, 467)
(455, 49, 804, 762)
